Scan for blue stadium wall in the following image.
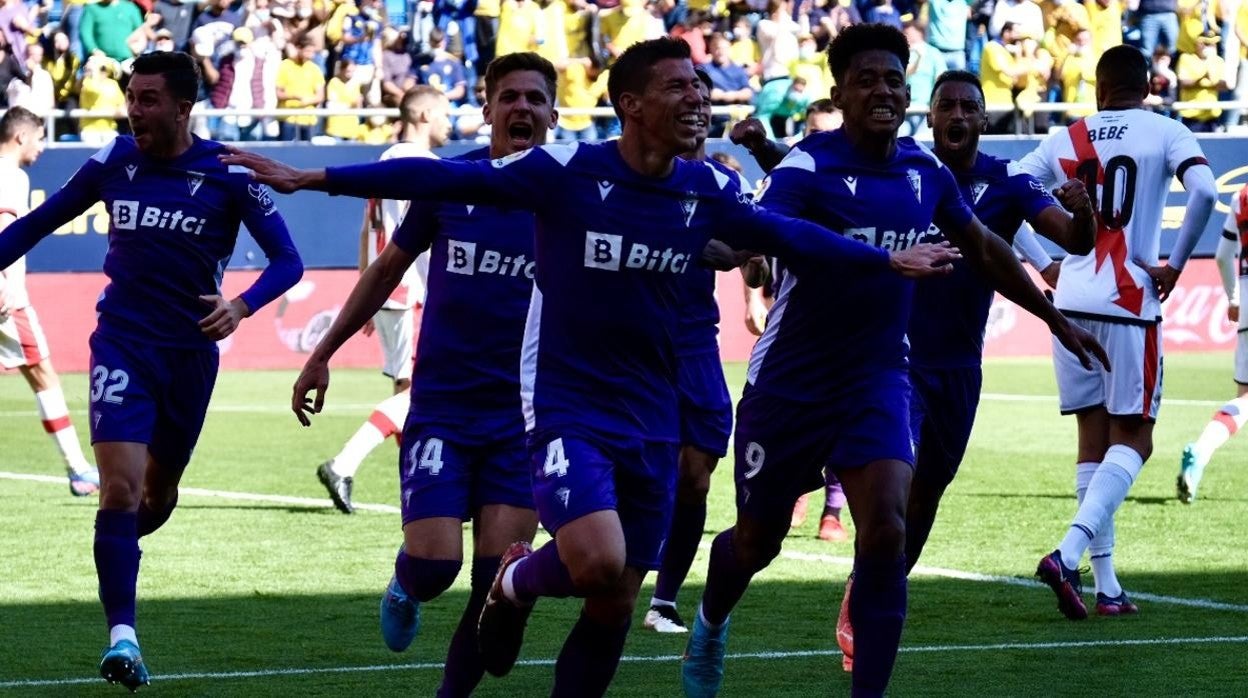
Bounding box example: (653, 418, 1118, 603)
(20, 136, 1248, 273)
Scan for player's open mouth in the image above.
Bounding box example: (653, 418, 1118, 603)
(945, 123, 968, 146)
(677, 113, 705, 130)
(507, 121, 534, 146)
(869, 106, 897, 122)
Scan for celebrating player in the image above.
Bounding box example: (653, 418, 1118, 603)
(683, 25, 1105, 698)
(290, 52, 556, 696)
(224, 37, 959, 697)
(1177, 182, 1248, 503)
(1020, 45, 1218, 619)
(0, 106, 101, 496)
(0, 52, 303, 690)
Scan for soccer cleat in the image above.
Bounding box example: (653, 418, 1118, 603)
(69, 467, 101, 497)
(681, 611, 729, 698)
(99, 639, 150, 692)
(644, 604, 689, 634)
(1176, 444, 1206, 504)
(818, 514, 849, 543)
(478, 541, 535, 677)
(316, 460, 354, 514)
(790, 493, 810, 529)
(380, 574, 421, 652)
(1095, 591, 1140, 616)
(836, 574, 853, 672)
(1035, 550, 1088, 620)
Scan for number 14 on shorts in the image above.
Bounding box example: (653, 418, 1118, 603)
(406, 438, 445, 477)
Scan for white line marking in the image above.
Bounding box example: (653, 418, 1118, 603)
(0, 472, 400, 514)
(4, 636, 1246, 689)
(979, 393, 1221, 407)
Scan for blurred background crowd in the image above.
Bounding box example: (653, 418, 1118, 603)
(0, 0, 1246, 142)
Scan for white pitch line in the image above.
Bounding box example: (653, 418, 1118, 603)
(979, 392, 1221, 407)
(4, 636, 1247, 689)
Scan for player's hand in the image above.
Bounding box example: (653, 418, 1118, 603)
(1146, 264, 1181, 302)
(219, 147, 315, 194)
(740, 255, 769, 288)
(292, 358, 330, 427)
(701, 239, 754, 271)
(198, 295, 250, 340)
(888, 242, 961, 278)
(1052, 178, 1093, 217)
(362, 317, 375, 337)
(1230, 304, 1240, 324)
(745, 296, 768, 336)
(1051, 317, 1111, 372)
(729, 117, 769, 152)
(1040, 260, 1060, 289)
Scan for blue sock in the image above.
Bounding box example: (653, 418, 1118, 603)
(653, 499, 706, 605)
(511, 541, 576, 602)
(699, 529, 753, 627)
(551, 612, 631, 698)
(394, 551, 462, 602)
(94, 510, 140, 630)
(849, 556, 908, 698)
(437, 555, 499, 698)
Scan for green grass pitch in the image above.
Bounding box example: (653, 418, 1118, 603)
(1, 354, 1245, 696)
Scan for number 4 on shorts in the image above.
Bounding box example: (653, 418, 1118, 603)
(543, 438, 570, 478)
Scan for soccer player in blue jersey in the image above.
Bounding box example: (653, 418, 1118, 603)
(224, 37, 960, 696)
(0, 52, 303, 691)
(288, 52, 557, 697)
(682, 25, 1107, 698)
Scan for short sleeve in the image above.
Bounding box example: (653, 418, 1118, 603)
(754, 146, 816, 217)
(1017, 139, 1058, 188)
(1012, 171, 1059, 223)
(392, 200, 441, 256)
(1166, 121, 1209, 181)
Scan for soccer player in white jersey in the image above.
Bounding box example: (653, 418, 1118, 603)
(315, 86, 451, 513)
(0, 106, 101, 496)
(1177, 181, 1248, 503)
(1018, 45, 1218, 619)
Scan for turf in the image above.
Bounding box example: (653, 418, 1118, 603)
(1, 354, 1245, 696)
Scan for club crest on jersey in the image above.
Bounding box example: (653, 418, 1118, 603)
(248, 184, 278, 216)
(187, 171, 205, 197)
(556, 487, 570, 508)
(680, 191, 698, 227)
(971, 180, 989, 204)
(125, 165, 138, 181)
(906, 169, 922, 202)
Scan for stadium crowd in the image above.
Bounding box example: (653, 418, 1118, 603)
(1, 0, 1247, 139)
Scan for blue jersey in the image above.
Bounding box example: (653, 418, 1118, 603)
(392, 147, 534, 439)
(748, 130, 974, 400)
(0, 136, 302, 348)
(324, 140, 891, 443)
(908, 152, 1057, 368)
(675, 158, 744, 356)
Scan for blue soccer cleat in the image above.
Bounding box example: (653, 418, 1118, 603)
(380, 574, 421, 652)
(681, 610, 730, 697)
(99, 639, 150, 692)
(69, 467, 100, 497)
(1177, 444, 1206, 504)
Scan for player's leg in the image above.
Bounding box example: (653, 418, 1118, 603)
(550, 565, 646, 698)
(1179, 336, 1248, 502)
(317, 390, 409, 514)
(648, 444, 718, 633)
(374, 307, 414, 394)
(819, 469, 848, 542)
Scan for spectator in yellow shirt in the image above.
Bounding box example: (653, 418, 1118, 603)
(276, 37, 326, 140)
(325, 59, 363, 140)
(1085, 0, 1122, 55)
(1177, 31, 1226, 130)
(78, 54, 124, 146)
(496, 0, 546, 57)
(980, 21, 1026, 132)
(556, 57, 606, 139)
(1060, 28, 1097, 119)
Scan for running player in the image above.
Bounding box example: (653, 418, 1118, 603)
(225, 37, 960, 696)
(0, 52, 303, 690)
(290, 52, 555, 696)
(315, 86, 451, 513)
(1020, 44, 1217, 619)
(0, 106, 100, 496)
(1177, 182, 1247, 503)
(683, 25, 1105, 698)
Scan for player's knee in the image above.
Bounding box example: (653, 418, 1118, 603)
(99, 478, 143, 511)
(732, 523, 783, 572)
(566, 548, 626, 594)
(396, 556, 463, 602)
(675, 468, 712, 505)
(856, 511, 907, 559)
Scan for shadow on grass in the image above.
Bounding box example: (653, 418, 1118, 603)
(3, 573, 1247, 697)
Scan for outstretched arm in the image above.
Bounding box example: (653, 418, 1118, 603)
(0, 165, 100, 269)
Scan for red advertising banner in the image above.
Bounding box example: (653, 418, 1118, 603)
(12, 260, 1237, 374)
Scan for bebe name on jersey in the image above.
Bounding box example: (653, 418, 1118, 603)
(111, 200, 207, 235)
(446, 240, 535, 278)
(846, 226, 924, 251)
(582, 232, 691, 273)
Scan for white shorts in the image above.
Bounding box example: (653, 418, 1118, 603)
(1053, 316, 1163, 421)
(0, 306, 50, 370)
(374, 307, 414, 382)
(1236, 331, 1247, 386)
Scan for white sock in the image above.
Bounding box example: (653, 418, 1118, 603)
(1074, 460, 1118, 594)
(34, 388, 92, 474)
(109, 624, 138, 648)
(1192, 397, 1248, 462)
(650, 597, 676, 609)
(333, 393, 409, 478)
(698, 603, 724, 631)
(1059, 446, 1144, 569)
(501, 557, 521, 603)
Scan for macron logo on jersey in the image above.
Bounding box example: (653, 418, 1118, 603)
(583, 231, 692, 274)
(446, 240, 536, 279)
(843, 176, 858, 195)
(111, 200, 208, 235)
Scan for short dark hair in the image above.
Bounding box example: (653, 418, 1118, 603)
(129, 51, 201, 103)
(932, 70, 984, 102)
(0, 106, 42, 143)
(804, 98, 836, 119)
(608, 37, 692, 121)
(1097, 44, 1150, 94)
(399, 84, 444, 124)
(827, 23, 909, 84)
(694, 67, 713, 92)
(483, 51, 558, 103)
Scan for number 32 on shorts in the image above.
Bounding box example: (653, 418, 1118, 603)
(90, 365, 130, 405)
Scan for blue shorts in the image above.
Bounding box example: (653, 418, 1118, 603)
(677, 350, 733, 457)
(398, 423, 533, 526)
(88, 330, 218, 472)
(528, 431, 679, 570)
(733, 377, 913, 519)
(909, 366, 983, 489)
